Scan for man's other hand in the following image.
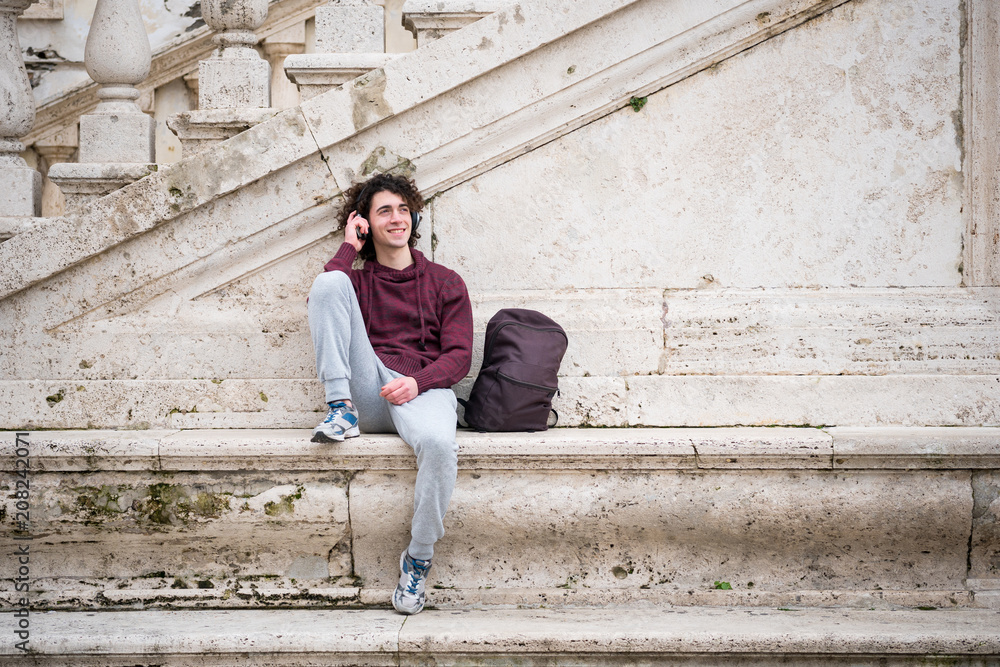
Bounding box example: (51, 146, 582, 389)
(380, 377, 419, 405)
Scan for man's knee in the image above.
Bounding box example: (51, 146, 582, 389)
(309, 270, 353, 304)
(412, 431, 458, 468)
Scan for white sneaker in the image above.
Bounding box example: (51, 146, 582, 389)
(392, 550, 431, 615)
(311, 401, 360, 443)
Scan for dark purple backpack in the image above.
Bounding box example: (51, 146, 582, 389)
(461, 309, 568, 432)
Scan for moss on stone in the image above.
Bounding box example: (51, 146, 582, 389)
(73, 485, 127, 521)
(45, 388, 66, 406)
(136, 484, 233, 526)
(264, 486, 304, 517)
(193, 492, 230, 517)
(140, 483, 190, 525)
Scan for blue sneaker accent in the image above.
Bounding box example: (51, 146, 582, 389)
(311, 401, 360, 443)
(392, 551, 431, 615)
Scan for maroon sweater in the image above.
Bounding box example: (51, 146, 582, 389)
(324, 243, 473, 393)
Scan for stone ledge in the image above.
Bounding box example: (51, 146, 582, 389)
(5, 375, 998, 430)
(284, 53, 400, 98)
(99, 585, 360, 605)
(0, 608, 997, 662)
(2, 583, 984, 612)
(830, 427, 1000, 469)
(3, 427, 998, 472)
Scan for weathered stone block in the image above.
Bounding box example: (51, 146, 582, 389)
(0, 167, 41, 217)
(284, 53, 398, 100)
(20, 429, 163, 472)
(0, 472, 352, 581)
(166, 108, 279, 156)
(625, 375, 1000, 427)
(78, 113, 154, 164)
(350, 469, 972, 593)
(397, 607, 1000, 659)
(3, 607, 1000, 663)
(830, 427, 1000, 469)
(402, 0, 499, 46)
(971, 471, 1000, 584)
(4, 609, 403, 659)
(659, 289, 1000, 376)
(45, 162, 155, 216)
(433, 0, 963, 291)
(692, 427, 832, 469)
(314, 4, 384, 53)
(199, 57, 271, 110)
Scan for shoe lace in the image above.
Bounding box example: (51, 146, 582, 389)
(404, 555, 431, 595)
(324, 402, 348, 424)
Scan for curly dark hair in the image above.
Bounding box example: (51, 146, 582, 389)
(336, 173, 424, 261)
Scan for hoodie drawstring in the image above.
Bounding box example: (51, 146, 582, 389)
(365, 269, 374, 337)
(416, 269, 426, 351)
(363, 252, 427, 351)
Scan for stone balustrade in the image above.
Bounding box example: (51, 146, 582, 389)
(0, 0, 41, 221)
(0, 0, 504, 220)
(166, 0, 278, 155)
(284, 0, 397, 101)
(46, 0, 155, 215)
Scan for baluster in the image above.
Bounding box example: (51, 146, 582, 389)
(263, 24, 306, 110)
(0, 0, 42, 223)
(199, 0, 270, 109)
(167, 0, 276, 155)
(47, 0, 155, 215)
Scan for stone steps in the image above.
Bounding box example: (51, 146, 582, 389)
(6, 287, 999, 431)
(2, 428, 997, 612)
(1, 607, 998, 665)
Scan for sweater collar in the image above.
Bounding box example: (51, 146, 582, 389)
(367, 248, 426, 281)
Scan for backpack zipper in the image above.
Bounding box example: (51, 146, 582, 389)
(484, 321, 568, 360)
(496, 370, 557, 394)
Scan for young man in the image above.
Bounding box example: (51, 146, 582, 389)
(307, 173, 473, 615)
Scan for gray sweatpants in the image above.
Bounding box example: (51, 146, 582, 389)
(307, 270, 458, 560)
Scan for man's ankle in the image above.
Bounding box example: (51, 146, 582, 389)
(407, 541, 434, 561)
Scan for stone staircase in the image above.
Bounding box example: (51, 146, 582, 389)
(1, 427, 998, 663)
(2, 0, 1000, 663)
(3, 607, 999, 665)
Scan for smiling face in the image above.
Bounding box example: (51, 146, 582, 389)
(366, 190, 412, 252)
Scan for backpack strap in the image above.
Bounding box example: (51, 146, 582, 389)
(456, 397, 471, 429)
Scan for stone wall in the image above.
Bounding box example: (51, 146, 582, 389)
(436, 0, 964, 291)
(1, 0, 997, 430)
